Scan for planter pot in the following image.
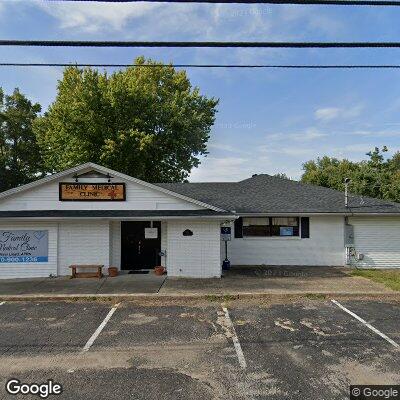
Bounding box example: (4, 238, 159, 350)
(154, 266, 166, 276)
(108, 267, 118, 277)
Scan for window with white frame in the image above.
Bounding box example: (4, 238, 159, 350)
(242, 217, 299, 237)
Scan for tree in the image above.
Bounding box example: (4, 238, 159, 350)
(0, 88, 43, 192)
(35, 57, 219, 182)
(301, 147, 400, 202)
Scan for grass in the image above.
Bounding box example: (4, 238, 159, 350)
(350, 269, 400, 291)
(304, 293, 327, 300)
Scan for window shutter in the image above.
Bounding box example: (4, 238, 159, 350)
(301, 217, 310, 238)
(234, 217, 243, 238)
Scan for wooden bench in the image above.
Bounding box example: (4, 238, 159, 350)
(69, 265, 104, 279)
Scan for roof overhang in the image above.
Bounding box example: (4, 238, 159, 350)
(0, 210, 238, 221)
(237, 212, 400, 217)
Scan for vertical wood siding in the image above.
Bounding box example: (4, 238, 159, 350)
(349, 216, 400, 268)
(110, 221, 121, 270)
(167, 220, 221, 278)
(58, 221, 110, 276)
(161, 221, 167, 268)
(225, 216, 345, 266)
(0, 222, 58, 279)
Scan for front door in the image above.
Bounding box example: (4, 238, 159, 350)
(121, 221, 161, 270)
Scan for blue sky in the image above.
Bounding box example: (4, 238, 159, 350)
(1, 1, 400, 181)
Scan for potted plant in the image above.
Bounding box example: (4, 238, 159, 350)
(154, 266, 166, 276)
(108, 267, 118, 277)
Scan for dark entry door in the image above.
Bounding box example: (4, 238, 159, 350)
(121, 221, 161, 270)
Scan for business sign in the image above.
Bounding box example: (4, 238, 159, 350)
(0, 230, 49, 263)
(145, 228, 158, 239)
(221, 226, 231, 241)
(59, 183, 126, 201)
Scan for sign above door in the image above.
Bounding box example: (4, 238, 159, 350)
(59, 182, 126, 201)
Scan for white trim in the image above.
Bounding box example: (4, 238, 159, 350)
(0, 162, 226, 213)
(0, 215, 237, 222)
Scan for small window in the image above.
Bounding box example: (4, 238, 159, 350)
(242, 218, 270, 237)
(270, 217, 299, 237)
(242, 217, 299, 237)
(182, 229, 193, 236)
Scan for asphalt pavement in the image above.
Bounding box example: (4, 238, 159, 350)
(0, 298, 398, 399)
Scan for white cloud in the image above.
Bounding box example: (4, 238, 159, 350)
(351, 129, 400, 138)
(34, 2, 162, 33)
(266, 128, 327, 142)
(315, 105, 363, 122)
(208, 143, 245, 153)
(315, 107, 341, 121)
(189, 156, 251, 182)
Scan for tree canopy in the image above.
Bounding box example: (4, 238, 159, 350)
(0, 88, 43, 192)
(301, 147, 400, 203)
(35, 57, 219, 182)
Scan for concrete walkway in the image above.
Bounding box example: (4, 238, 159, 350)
(0, 271, 166, 296)
(161, 266, 394, 295)
(0, 266, 395, 299)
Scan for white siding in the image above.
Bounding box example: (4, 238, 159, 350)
(58, 221, 110, 276)
(0, 222, 58, 279)
(110, 221, 121, 270)
(349, 216, 400, 268)
(161, 221, 167, 268)
(0, 175, 204, 211)
(227, 216, 345, 266)
(167, 220, 221, 278)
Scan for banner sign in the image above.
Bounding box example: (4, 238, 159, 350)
(59, 182, 126, 201)
(0, 230, 49, 263)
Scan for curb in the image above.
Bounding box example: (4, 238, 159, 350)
(0, 291, 399, 302)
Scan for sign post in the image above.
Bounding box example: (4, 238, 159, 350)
(220, 226, 231, 271)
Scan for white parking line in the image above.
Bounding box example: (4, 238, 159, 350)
(331, 299, 399, 349)
(222, 306, 247, 369)
(82, 303, 120, 352)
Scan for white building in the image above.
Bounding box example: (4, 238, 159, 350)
(0, 162, 399, 279)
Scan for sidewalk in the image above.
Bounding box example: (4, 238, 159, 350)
(162, 265, 395, 296)
(0, 266, 396, 301)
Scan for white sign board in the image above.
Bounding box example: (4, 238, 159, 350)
(145, 228, 158, 239)
(220, 226, 231, 241)
(0, 230, 49, 263)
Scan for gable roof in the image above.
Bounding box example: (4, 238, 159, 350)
(156, 174, 400, 215)
(0, 163, 226, 213)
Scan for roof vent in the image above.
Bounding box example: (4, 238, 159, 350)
(252, 174, 258, 177)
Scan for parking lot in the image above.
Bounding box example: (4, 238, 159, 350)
(0, 298, 399, 399)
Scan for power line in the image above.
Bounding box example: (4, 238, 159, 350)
(3, 40, 400, 48)
(3, 62, 400, 68)
(41, 0, 400, 5)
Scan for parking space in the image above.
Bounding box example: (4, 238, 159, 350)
(335, 300, 400, 341)
(92, 304, 225, 349)
(0, 301, 111, 356)
(0, 299, 398, 399)
(229, 300, 400, 399)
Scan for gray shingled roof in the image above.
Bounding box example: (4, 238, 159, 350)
(155, 174, 400, 214)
